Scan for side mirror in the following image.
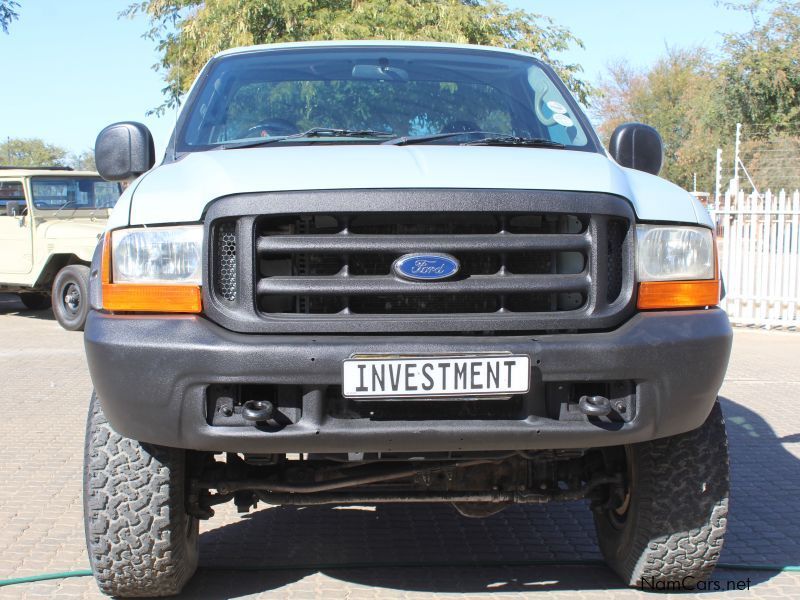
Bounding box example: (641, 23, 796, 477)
(608, 123, 663, 176)
(5, 201, 22, 217)
(95, 122, 155, 182)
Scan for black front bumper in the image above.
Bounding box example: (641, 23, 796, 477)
(84, 309, 732, 453)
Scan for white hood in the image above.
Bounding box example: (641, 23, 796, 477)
(113, 145, 710, 228)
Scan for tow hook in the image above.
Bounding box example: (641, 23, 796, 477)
(242, 400, 274, 423)
(578, 395, 612, 417)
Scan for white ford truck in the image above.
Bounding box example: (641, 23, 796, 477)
(83, 41, 731, 597)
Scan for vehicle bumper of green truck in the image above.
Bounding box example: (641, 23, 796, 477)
(84, 308, 732, 454)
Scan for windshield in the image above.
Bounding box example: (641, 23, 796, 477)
(31, 177, 121, 210)
(178, 46, 597, 152)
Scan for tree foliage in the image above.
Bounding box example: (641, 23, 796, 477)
(71, 149, 97, 172)
(0, 0, 19, 33)
(0, 139, 96, 171)
(595, 0, 800, 192)
(124, 0, 591, 114)
(594, 48, 721, 191)
(717, 0, 800, 129)
(0, 138, 71, 168)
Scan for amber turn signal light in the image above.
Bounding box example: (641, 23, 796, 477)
(637, 279, 720, 310)
(100, 232, 202, 313)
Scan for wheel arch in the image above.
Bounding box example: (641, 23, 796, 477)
(34, 254, 90, 290)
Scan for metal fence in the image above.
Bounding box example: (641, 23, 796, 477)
(710, 189, 800, 328)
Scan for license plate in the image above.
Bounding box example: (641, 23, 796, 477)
(342, 354, 531, 399)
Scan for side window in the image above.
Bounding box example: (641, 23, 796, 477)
(0, 180, 26, 213)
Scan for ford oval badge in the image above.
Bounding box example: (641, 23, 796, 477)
(393, 253, 460, 281)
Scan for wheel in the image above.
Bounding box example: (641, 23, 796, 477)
(593, 401, 730, 587)
(18, 292, 51, 310)
(83, 391, 199, 597)
(51, 265, 89, 331)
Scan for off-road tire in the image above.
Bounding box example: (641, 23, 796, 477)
(18, 292, 51, 310)
(83, 391, 199, 597)
(52, 264, 89, 331)
(593, 401, 730, 588)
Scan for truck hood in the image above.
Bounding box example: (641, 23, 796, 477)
(117, 145, 710, 228)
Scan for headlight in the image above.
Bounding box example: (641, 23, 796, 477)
(111, 225, 202, 284)
(636, 225, 714, 282)
(635, 224, 719, 310)
(100, 225, 203, 314)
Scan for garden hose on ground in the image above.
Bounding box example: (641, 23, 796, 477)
(1, 560, 799, 589)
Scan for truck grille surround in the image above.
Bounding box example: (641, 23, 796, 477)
(204, 190, 636, 334)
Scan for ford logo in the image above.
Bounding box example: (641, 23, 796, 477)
(393, 253, 460, 281)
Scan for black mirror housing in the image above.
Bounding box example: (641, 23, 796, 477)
(608, 123, 663, 176)
(95, 122, 155, 182)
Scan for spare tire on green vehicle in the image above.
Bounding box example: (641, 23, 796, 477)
(52, 264, 90, 331)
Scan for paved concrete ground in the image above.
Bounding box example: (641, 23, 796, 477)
(0, 292, 798, 599)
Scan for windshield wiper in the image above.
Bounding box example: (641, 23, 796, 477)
(384, 131, 565, 149)
(383, 130, 493, 146)
(219, 127, 395, 149)
(50, 200, 77, 218)
(460, 135, 565, 149)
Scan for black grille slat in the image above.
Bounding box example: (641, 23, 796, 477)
(257, 233, 590, 254)
(257, 273, 589, 296)
(204, 190, 635, 334)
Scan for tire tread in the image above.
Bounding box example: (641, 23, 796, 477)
(83, 392, 198, 597)
(596, 402, 730, 586)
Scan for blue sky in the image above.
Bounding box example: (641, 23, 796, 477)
(0, 1, 754, 159)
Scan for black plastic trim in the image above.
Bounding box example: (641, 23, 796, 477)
(202, 189, 636, 334)
(84, 309, 732, 454)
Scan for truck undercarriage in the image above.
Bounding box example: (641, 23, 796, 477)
(187, 449, 626, 518)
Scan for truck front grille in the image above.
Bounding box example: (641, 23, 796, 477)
(255, 212, 593, 315)
(204, 190, 635, 334)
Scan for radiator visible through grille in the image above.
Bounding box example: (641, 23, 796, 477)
(204, 190, 635, 334)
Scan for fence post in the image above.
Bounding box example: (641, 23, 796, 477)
(761, 191, 772, 327)
(775, 190, 786, 324)
(747, 190, 758, 323)
(790, 191, 800, 323)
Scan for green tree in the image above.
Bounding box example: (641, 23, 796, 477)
(0, 137, 71, 168)
(716, 1, 800, 191)
(125, 0, 591, 114)
(717, 0, 800, 129)
(594, 1, 800, 192)
(0, 0, 19, 33)
(71, 149, 96, 171)
(593, 48, 721, 191)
